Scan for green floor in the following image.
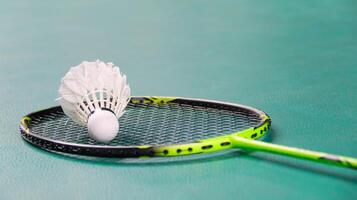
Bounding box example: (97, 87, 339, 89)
(1, 0, 356, 199)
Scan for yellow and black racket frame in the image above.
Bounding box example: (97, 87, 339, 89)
(20, 96, 271, 158)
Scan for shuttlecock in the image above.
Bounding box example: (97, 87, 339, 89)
(58, 60, 131, 142)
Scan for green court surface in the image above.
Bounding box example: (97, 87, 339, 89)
(1, 0, 357, 199)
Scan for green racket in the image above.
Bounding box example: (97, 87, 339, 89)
(19, 96, 357, 169)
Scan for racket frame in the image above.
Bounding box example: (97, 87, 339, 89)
(20, 96, 270, 158)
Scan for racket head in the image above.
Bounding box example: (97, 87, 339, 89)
(19, 96, 271, 158)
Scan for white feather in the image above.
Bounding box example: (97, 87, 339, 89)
(58, 60, 131, 125)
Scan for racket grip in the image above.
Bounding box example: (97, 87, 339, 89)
(230, 136, 357, 170)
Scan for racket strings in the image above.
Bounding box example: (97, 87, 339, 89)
(27, 102, 262, 146)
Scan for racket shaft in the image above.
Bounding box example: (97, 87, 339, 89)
(230, 136, 357, 169)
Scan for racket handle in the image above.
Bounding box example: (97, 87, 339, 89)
(230, 136, 357, 169)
